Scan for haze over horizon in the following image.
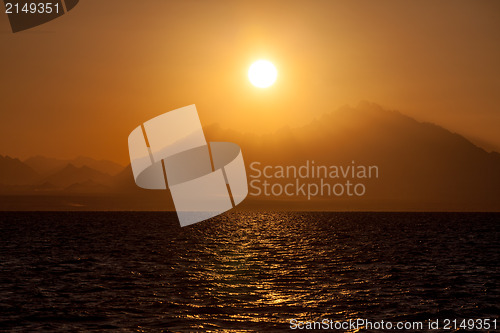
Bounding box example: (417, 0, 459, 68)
(1, 102, 499, 166)
(1, 102, 499, 212)
(1, 0, 500, 165)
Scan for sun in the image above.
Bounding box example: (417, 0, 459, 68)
(248, 60, 277, 88)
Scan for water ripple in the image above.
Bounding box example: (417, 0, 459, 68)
(0, 211, 498, 331)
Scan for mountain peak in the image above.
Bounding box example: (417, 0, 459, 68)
(42, 163, 113, 188)
(0, 155, 39, 186)
(24, 156, 123, 176)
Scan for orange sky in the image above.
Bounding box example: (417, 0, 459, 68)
(1, 0, 499, 165)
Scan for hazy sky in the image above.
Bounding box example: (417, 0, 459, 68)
(1, 0, 499, 164)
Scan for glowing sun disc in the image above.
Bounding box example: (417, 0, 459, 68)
(248, 60, 277, 88)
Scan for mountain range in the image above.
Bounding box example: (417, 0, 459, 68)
(24, 155, 123, 177)
(205, 102, 500, 211)
(0, 156, 121, 193)
(1, 102, 499, 211)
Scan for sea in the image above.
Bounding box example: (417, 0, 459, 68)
(0, 212, 498, 332)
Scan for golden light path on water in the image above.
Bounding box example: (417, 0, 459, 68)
(1, 211, 496, 331)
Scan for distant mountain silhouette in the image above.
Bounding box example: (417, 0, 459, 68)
(1, 102, 499, 211)
(25, 156, 123, 176)
(23, 156, 67, 176)
(204, 102, 500, 211)
(71, 156, 123, 176)
(110, 164, 138, 191)
(42, 164, 114, 188)
(0, 155, 40, 186)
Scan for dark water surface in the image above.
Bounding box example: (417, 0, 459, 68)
(0, 212, 498, 332)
